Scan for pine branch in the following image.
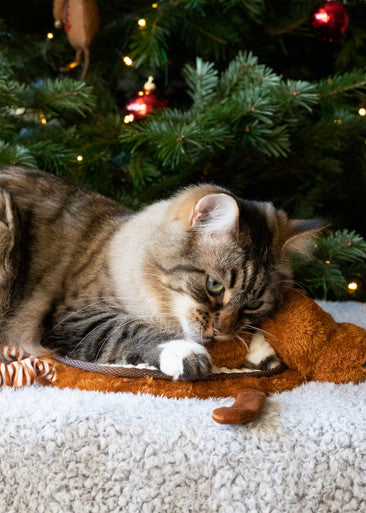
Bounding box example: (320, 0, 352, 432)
(0, 141, 37, 168)
(266, 14, 309, 36)
(183, 58, 219, 110)
(27, 141, 76, 173)
(121, 116, 229, 168)
(293, 230, 366, 300)
(26, 79, 96, 117)
(129, 8, 171, 70)
(0, 66, 26, 109)
(121, 52, 323, 168)
(274, 80, 318, 113)
(128, 153, 161, 187)
(317, 70, 366, 97)
(243, 123, 291, 158)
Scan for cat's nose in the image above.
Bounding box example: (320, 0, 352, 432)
(213, 310, 238, 335)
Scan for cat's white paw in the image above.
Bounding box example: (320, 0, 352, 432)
(159, 340, 212, 380)
(245, 332, 281, 370)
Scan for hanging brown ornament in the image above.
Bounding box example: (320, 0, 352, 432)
(53, 0, 100, 79)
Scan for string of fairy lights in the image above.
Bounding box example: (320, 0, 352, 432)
(43, 9, 366, 150)
(38, 3, 365, 298)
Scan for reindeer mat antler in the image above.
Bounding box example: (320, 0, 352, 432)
(37, 290, 366, 425)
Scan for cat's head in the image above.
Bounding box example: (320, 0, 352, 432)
(147, 185, 322, 342)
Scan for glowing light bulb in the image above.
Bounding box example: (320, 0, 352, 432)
(138, 18, 146, 28)
(138, 91, 144, 96)
(152, 3, 158, 8)
(127, 100, 147, 116)
(348, 282, 358, 291)
(76, 155, 83, 162)
(41, 118, 47, 125)
(314, 9, 330, 24)
(359, 108, 366, 116)
(123, 56, 133, 66)
(47, 33, 54, 39)
(124, 114, 135, 124)
(325, 260, 331, 264)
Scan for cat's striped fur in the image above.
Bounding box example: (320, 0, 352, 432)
(0, 167, 319, 380)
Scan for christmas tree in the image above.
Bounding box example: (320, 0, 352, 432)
(1, 0, 366, 300)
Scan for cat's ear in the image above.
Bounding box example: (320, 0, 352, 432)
(283, 218, 325, 255)
(190, 193, 239, 236)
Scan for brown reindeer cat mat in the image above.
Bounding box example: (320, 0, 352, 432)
(38, 289, 366, 425)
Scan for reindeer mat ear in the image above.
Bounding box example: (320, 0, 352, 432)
(37, 289, 366, 425)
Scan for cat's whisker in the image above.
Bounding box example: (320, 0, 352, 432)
(68, 321, 112, 358)
(290, 283, 311, 295)
(270, 279, 310, 294)
(234, 334, 249, 352)
(246, 324, 279, 342)
(52, 300, 123, 329)
(94, 335, 114, 363)
(53, 301, 175, 330)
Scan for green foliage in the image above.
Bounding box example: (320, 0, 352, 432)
(293, 230, 366, 300)
(121, 53, 366, 174)
(317, 69, 366, 97)
(0, 63, 98, 173)
(2, 0, 366, 300)
(26, 78, 96, 116)
(128, 153, 161, 188)
(0, 73, 26, 109)
(183, 59, 218, 109)
(0, 141, 37, 168)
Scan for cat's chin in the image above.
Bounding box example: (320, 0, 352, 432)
(183, 334, 234, 345)
(193, 334, 232, 344)
(211, 334, 233, 342)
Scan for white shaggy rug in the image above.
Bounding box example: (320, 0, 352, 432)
(0, 300, 365, 513)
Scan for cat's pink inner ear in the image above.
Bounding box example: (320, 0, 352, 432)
(190, 193, 239, 234)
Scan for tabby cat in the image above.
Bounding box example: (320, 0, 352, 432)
(0, 167, 319, 380)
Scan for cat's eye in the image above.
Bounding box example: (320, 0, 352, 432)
(244, 300, 263, 310)
(206, 276, 224, 295)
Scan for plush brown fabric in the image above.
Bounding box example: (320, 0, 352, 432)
(38, 290, 366, 424)
(212, 389, 267, 424)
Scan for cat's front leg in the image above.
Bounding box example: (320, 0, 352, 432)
(46, 309, 212, 381)
(108, 322, 212, 380)
(244, 332, 281, 371)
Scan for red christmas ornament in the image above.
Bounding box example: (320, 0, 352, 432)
(312, 1, 349, 40)
(124, 77, 166, 123)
